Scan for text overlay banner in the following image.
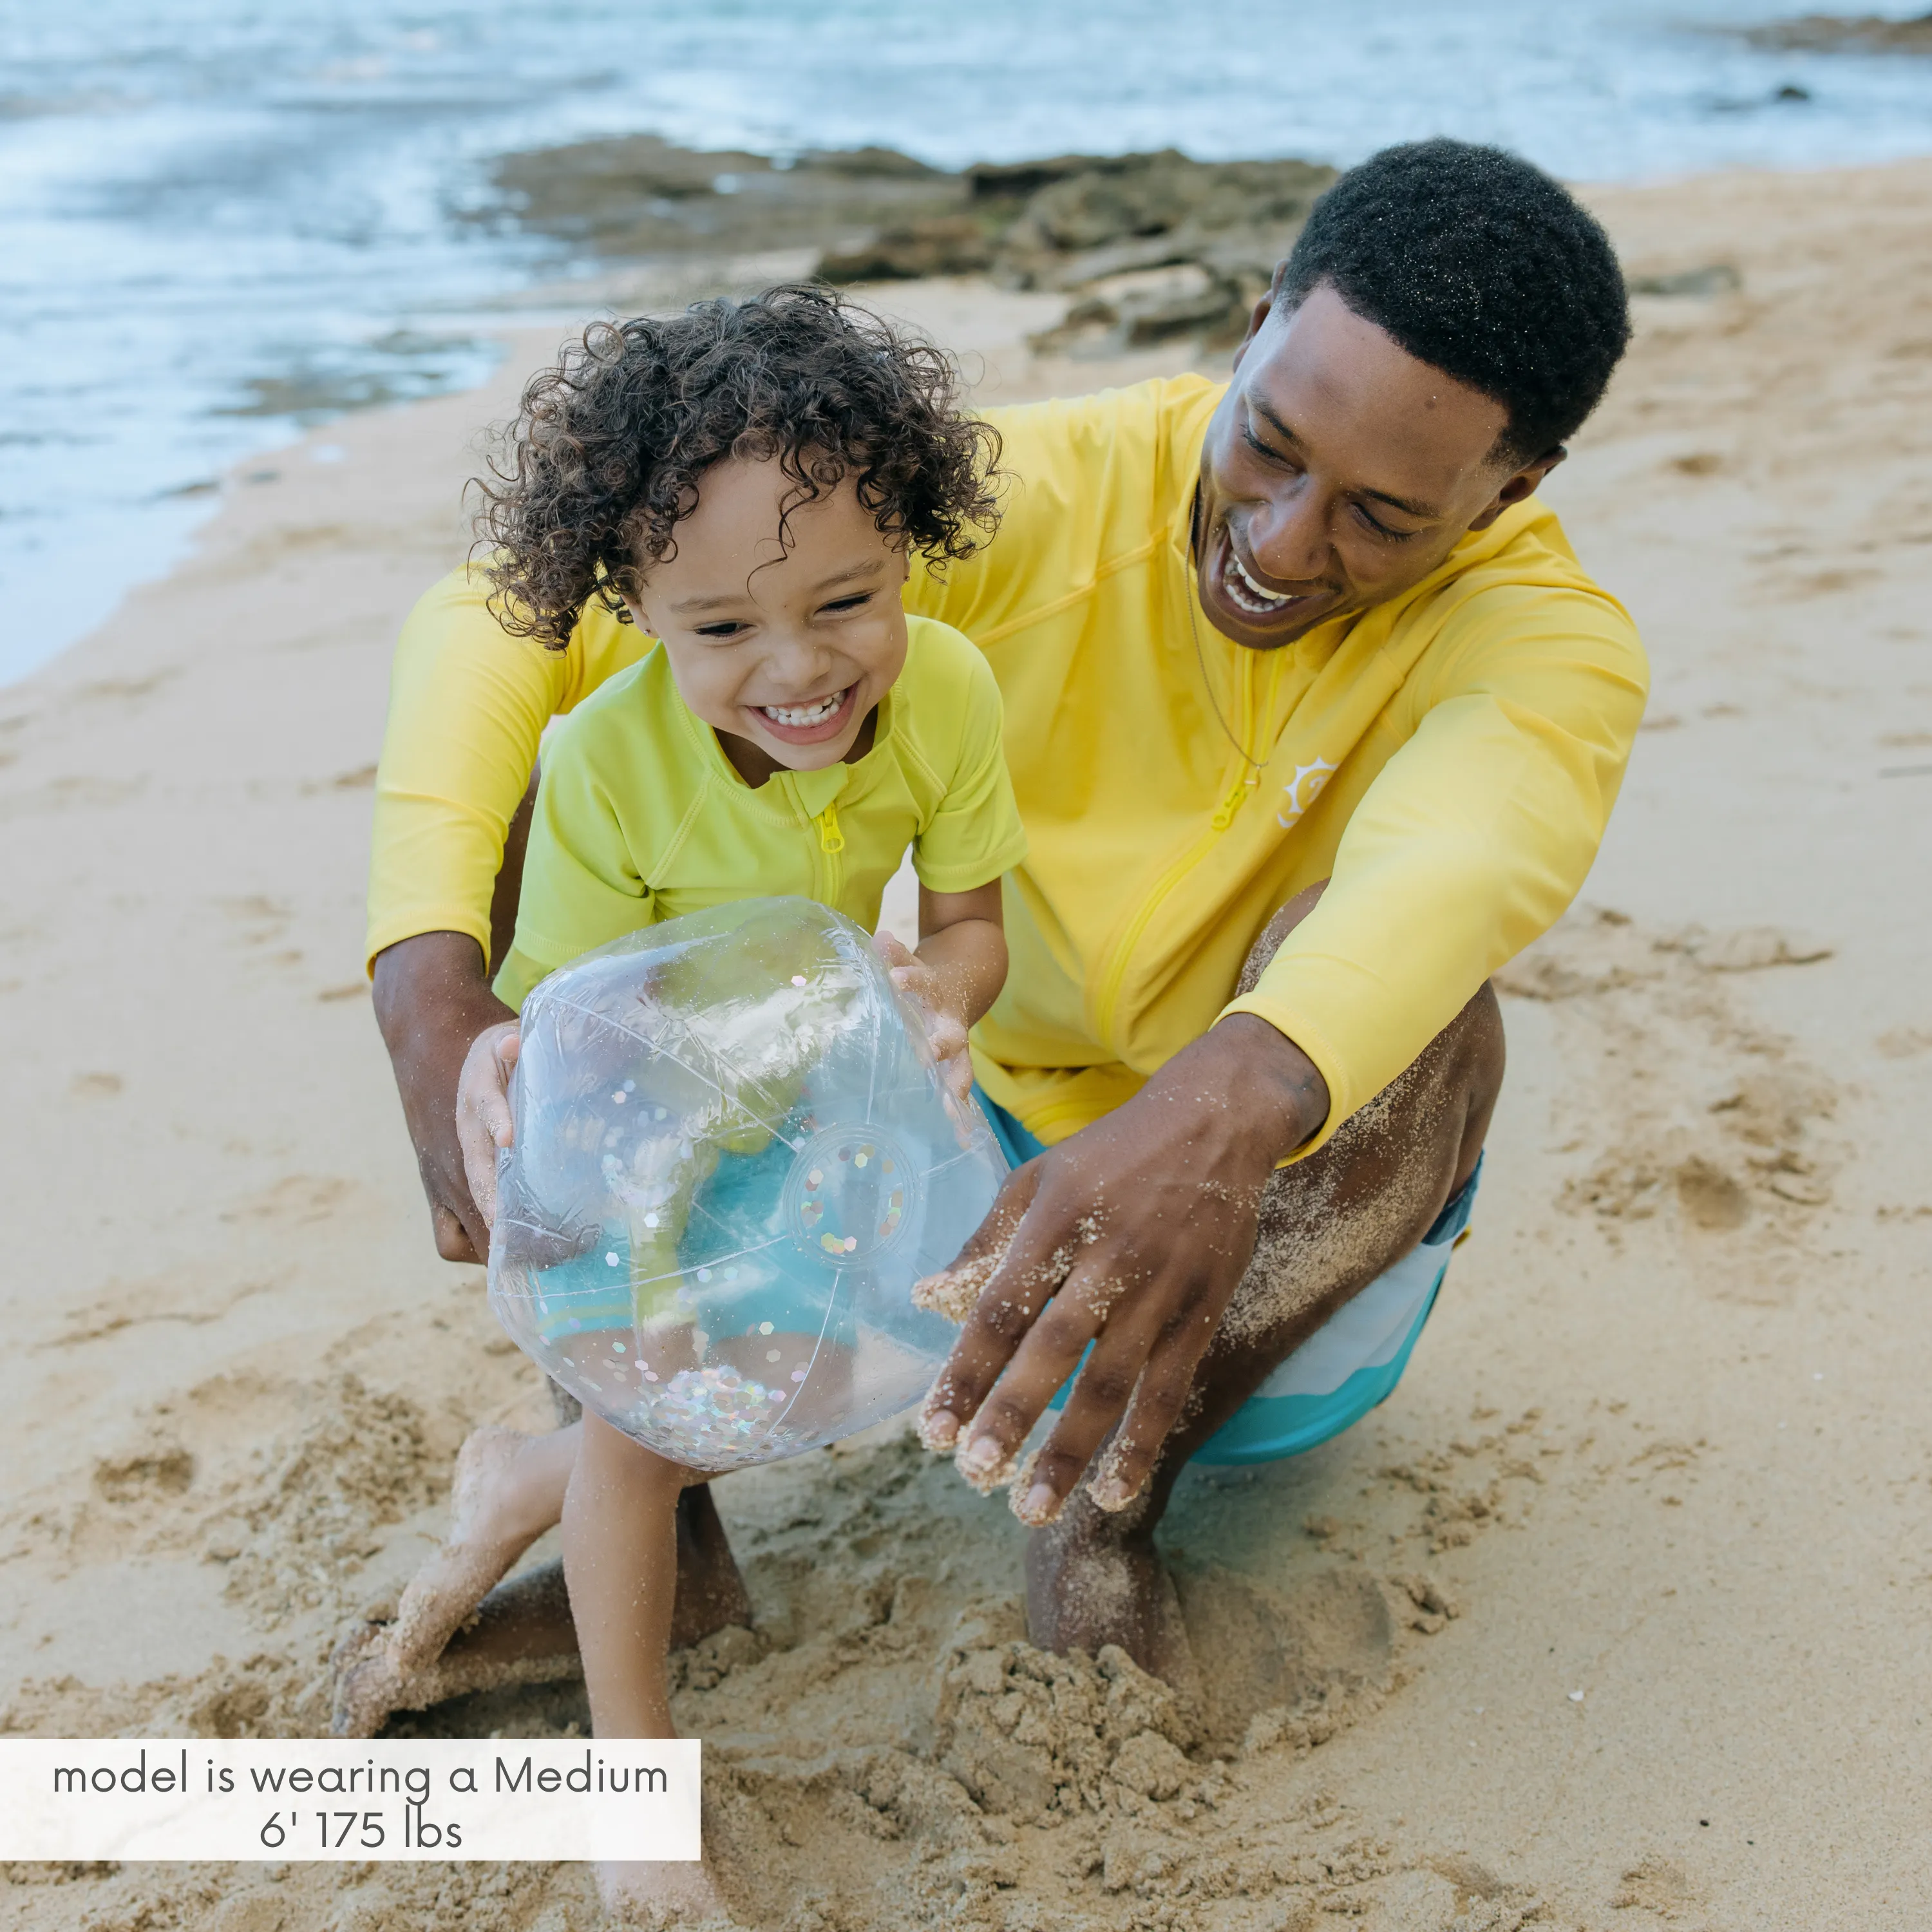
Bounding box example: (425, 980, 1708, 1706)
(0, 1740, 701, 1862)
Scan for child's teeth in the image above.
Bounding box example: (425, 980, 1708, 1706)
(764, 691, 843, 726)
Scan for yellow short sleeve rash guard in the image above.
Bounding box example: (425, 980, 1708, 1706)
(491, 614, 1028, 1010)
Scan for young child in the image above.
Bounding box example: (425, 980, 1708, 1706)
(343, 287, 1023, 1915)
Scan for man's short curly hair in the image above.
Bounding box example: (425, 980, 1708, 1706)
(1277, 138, 1630, 464)
(472, 283, 1002, 649)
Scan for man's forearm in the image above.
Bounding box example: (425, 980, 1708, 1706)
(373, 931, 510, 1067)
(374, 931, 516, 1262)
(487, 764, 541, 974)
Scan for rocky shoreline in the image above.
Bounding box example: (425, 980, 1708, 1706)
(486, 135, 1335, 355)
(1743, 10, 1932, 53)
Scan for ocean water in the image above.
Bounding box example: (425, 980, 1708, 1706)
(5, 0, 1932, 683)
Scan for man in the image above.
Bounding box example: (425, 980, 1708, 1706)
(366, 138, 1644, 1689)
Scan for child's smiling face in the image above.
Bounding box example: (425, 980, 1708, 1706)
(626, 457, 911, 782)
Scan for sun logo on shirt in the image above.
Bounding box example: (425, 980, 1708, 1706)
(1277, 757, 1338, 830)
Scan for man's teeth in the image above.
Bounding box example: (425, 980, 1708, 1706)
(1229, 549, 1294, 609)
(762, 690, 846, 727)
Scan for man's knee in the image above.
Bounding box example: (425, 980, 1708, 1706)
(1321, 971, 1504, 1188)
(1226, 879, 1505, 1265)
(1233, 878, 1504, 1148)
(1450, 976, 1506, 1177)
(1234, 879, 1328, 1001)
(1220, 990, 1499, 1367)
(1185, 889, 1508, 1425)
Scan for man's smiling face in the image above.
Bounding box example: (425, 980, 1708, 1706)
(1194, 280, 1562, 649)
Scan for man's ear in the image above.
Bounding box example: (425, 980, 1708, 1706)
(1229, 291, 1276, 373)
(1231, 264, 1300, 372)
(1466, 446, 1567, 532)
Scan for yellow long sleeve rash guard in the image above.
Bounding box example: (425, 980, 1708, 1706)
(368, 374, 1647, 1159)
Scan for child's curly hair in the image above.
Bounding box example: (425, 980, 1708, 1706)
(471, 284, 1003, 649)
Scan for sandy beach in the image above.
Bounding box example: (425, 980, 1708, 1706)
(3, 156, 1931, 1931)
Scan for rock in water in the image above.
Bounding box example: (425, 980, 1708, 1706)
(481, 131, 1336, 352)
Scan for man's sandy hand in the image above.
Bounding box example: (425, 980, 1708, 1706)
(917, 1016, 1327, 1525)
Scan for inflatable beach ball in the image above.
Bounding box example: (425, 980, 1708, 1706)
(487, 898, 1007, 1471)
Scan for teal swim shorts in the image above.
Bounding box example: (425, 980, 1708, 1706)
(974, 1088, 1479, 1466)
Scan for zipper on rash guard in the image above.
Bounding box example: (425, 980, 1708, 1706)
(1092, 822, 1222, 1050)
(1094, 648, 1271, 1050)
(815, 799, 846, 903)
(1211, 772, 1256, 831)
(1213, 643, 1264, 829)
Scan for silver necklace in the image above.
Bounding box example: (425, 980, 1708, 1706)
(1187, 490, 1267, 781)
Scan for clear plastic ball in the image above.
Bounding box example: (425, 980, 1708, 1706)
(488, 896, 1008, 1470)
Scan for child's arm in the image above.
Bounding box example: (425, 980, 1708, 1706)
(875, 880, 1007, 1105)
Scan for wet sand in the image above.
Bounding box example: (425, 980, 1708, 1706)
(4, 160, 1932, 1929)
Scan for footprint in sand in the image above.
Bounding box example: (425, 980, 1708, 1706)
(93, 1446, 194, 1502)
(1674, 1156, 1748, 1231)
(1612, 1850, 1710, 1922)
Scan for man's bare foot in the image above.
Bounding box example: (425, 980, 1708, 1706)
(598, 1857, 734, 1927)
(666, 1481, 754, 1645)
(1024, 1486, 1198, 1692)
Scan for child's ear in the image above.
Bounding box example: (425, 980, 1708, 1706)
(623, 594, 658, 636)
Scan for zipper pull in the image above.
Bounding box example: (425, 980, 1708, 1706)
(817, 799, 846, 854)
(1211, 775, 1251, 831)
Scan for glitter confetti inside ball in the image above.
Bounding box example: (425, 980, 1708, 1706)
(487, 898, 1008, 1470)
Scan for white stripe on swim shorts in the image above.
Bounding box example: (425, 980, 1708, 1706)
(1246, 1237, 1450, 1403)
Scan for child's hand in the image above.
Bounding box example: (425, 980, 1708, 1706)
(455, 1021, 522, 1236)
(874, 931, 974, 1111)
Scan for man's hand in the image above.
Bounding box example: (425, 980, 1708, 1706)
(372, 931, 516, 1263)
(918, 1014, 1329, 1523)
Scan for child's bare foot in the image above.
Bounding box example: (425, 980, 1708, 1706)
(328, 1622, 408, 1739)
(394, 1425, 576, 1665)
(331, 1560, 591, 1736)
(330, 1443, 754, 1736)
(331, 1423, 575, 1737)
(597, 1857, 735, 1927)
